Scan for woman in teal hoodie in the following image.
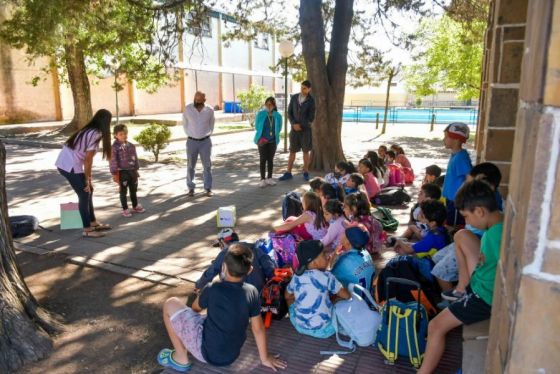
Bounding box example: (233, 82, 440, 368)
(254, 97, 283, 187)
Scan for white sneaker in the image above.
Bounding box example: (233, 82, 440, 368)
(259, 179, 268, 188)
(266, 178, 276, 186)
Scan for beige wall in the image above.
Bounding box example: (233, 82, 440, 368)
(134, 81, 182, 116)
(184, 69, 220, 109)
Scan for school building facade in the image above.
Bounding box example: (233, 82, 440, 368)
(0, 8, 291, 124)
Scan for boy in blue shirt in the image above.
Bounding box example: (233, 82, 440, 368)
(442, 122, 472, 227)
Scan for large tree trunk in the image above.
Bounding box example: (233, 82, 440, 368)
(0, 141, 61, 372)
(64, 42, 92, 132)
(300, 0, 353, 171)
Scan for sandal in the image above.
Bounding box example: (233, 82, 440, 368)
(157, 348, 192, 372)
(83, 230, 105, 238)
(91, 223, 112, 231)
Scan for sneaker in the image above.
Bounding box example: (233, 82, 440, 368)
(303, 172, 310, 181)
(437, 300, 451, 310)
(187, 189, 195, 197)
(133, 204, 145, 213)
(441, 289, 465, 301)
(278, 172, 293, 181)
(205, 189, 214, 197)
(266, 178, 276, 186)
(259, 179, 267, 188)
(122, 209, 132, 218)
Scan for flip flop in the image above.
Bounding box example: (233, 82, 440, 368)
(91, 223, 112, 231)
(82, 230, 105, 238)
(157, 348, 192, 372)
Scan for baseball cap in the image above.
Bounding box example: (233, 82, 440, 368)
(212, 228, 238, 247)
(444, 122, 470, 142)
(345, 226, 370, 249)
(295, 240, 324, 276)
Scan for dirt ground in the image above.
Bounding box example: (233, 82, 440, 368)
(17, 251, 192, 374)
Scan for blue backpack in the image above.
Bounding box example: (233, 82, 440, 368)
(376, 277, 429, 369)
(281, 191, 303, 220)
(331, 249, 375, 292)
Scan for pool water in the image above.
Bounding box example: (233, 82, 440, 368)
(343, 107, 478, 124)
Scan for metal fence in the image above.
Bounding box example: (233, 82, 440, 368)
(342, 106, 479, 125)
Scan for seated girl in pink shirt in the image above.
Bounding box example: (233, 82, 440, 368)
(343, 192, 384, 256)
(358, 159, 381, 200)
(320, 199, 349, 252)
(274, 191, 328, 241)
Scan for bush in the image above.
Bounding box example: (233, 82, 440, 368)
(134, 124, 171, 162)
(237, 84, 272, 127)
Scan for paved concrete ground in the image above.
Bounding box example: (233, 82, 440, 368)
(7, 122, 466, 373)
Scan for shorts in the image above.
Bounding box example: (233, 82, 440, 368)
(289, 304, 335, 339)
(289, 129, 312, 153)
(448, 286, 491, 325)
(446, 200, 465, 227)
(431, 243, 458, 282)
(170, 307, 207, 363)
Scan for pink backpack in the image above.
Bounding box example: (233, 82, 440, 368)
(269, 232, 299, 270)
(402, 167, 415, 185)
(387, 163, 405, 187)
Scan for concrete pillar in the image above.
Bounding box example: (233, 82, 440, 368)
(485, 0, 560, 372)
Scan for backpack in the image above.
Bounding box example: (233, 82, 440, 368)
(402, 167, 415, 185)
(321, 284, 382, 355)
(372, 187, 411, 206)
(331, 249, 375, 292)
(373, 255, 439, 316)
(268, 232, 299, 270)
(372, 207, 399, 232)
(9, 215, 39, 238)
(282, 191, 303, 220)
(376, 277, 429, 368)
(386, 163, 405, 187)
(261, 268, 293, 328)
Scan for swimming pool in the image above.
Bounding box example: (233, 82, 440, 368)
(342, 107, 478, 125)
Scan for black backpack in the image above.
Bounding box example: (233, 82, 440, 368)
(372, 187, 411, 206)
(282, 191, 303, 220)
(373, 255, 440, 316)
(9, 215, 39, 238)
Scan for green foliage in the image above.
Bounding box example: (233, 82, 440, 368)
(405, 15, 485, 101)
(237, 85, 272, 127)
(134, 124, 172, 162)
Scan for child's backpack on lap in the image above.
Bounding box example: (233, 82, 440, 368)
(269, 232, 298, 269)
(386, 163, 405, 187)
(376, 277, 429, 368)
(402, 167, 415, 185)
(372, 207, 399, 232)
(321, 284, 382, 355)
(261, 268, 293, 328)
(281, 191, 303, 220)
(372, 187, 411, 206)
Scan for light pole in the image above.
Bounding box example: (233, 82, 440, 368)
(278, 40, 294, 153)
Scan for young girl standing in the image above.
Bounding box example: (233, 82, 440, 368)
(320, 199, 349, 251)
(358, 159, 381, 200)
(343, 192, 383, 255)
(254, 97, 283, 187)
(110, 124, 145, 217)
(274, 191, 328, 240)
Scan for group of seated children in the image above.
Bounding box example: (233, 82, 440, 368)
(157, 121, 505, 373)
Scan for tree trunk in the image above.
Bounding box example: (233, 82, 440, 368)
(0, 140, 61, 372)
(64, 42, 92, 132)
(381, 70, 394, 135)
(300, 0, 354, 171)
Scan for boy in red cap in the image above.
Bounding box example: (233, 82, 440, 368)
(442, 122, 472, 228)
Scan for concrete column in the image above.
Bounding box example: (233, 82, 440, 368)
(486, 0, 560, 372)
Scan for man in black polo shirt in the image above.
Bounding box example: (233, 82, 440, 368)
(279, 80, 316, 182)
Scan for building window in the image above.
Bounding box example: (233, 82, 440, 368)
(188, 15, 212, 38)
(254, 33, 269, 50)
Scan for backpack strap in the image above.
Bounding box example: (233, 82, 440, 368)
(319, 313, 356, 355)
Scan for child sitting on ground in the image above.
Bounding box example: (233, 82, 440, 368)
(274, 191, 328, 240)
(393, 199, 450, 257)
(442, 122, 472, 228)
(110, 124, 145, 217)
(319, 181, 345, 206)
(320, 199, 349, 252)
(285, 240, 350, 338)
(343, 192, 383, 255)
(194, 229, 275, 294)
(344, 173, 365, 195)
(358, 158, 381, 200)
(325, 161, 356, 186)
(365, 151, 387, 186)
(309, 177, 326, 194)
(402, 183, 442, 241)
(331, 225, 374, 290)
(378, 145, 388, 164)
(417, 180, 504, 374)
(159, 244, 286, 372)
(423, 164, 442, 185)
(385, 150, 406, 186)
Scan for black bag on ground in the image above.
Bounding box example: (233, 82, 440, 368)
(282, 191, 303, 220)
(372, 186, 411, 206)
(9, 215, 39, 238)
